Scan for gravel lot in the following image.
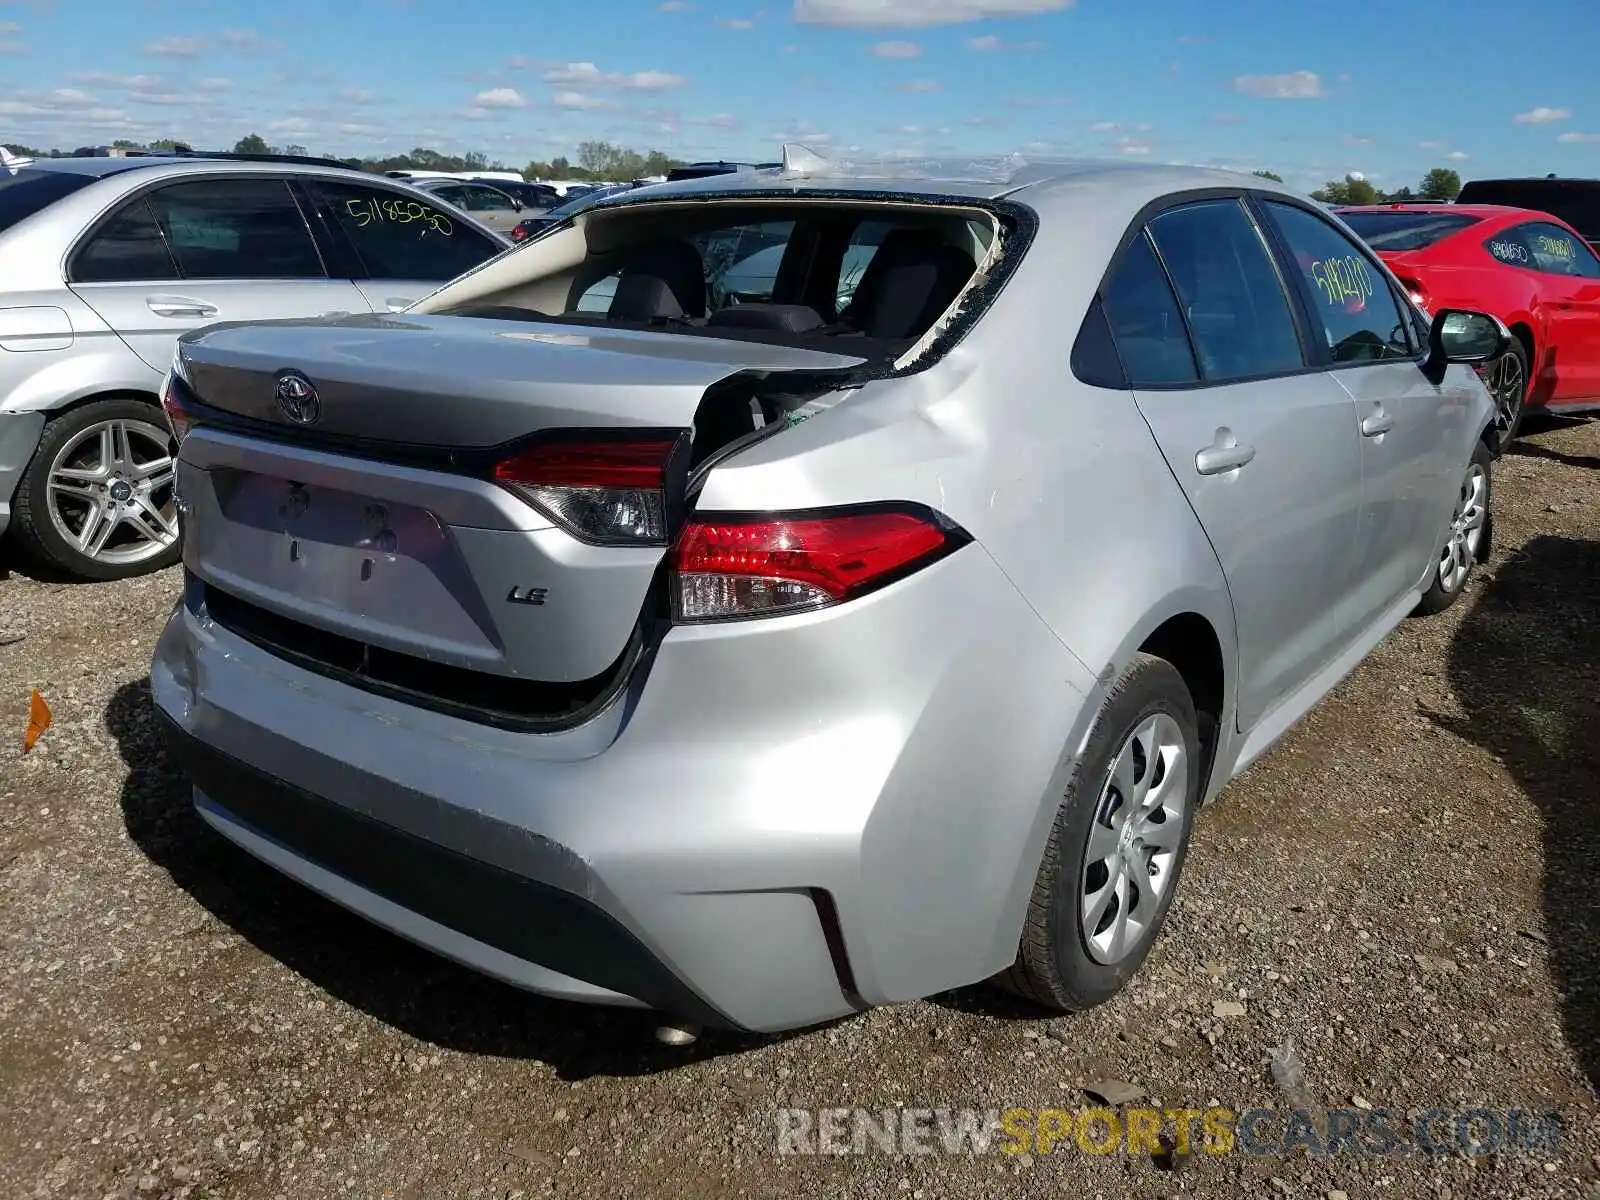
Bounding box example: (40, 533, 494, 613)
(2, 417, 1597, 1200)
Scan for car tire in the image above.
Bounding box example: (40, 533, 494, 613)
(10, 398, 182, 582)
(1413, 441, 1493, 617)
(1482, 340, 1530, 455)
(997, 652, 1202, 1012)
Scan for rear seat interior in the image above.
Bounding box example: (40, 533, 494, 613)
(555, 218, 981, 347)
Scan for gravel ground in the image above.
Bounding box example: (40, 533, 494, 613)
(1, 417, 1597, 1200)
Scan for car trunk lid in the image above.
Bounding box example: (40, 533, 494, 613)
(172, 313, 866, 717)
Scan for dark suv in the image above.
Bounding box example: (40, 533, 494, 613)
(1456, 177, 1600, 248)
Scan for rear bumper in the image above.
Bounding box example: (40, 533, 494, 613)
(151, 547, 1098, 1032)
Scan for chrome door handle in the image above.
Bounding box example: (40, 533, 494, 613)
(1195, 429, 1256, 476)
(1360, 409, 1394, 437)
(146, 296, 217, 318)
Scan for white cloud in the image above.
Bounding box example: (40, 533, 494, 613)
(1341, 134, 1371, 147)
(553, 90, 611, 110)
(871, 39, 921, 57)
(699, 112, 742, 128)
(1088, 120, 1118, 132)
(1177, 34, 1207, 44)
(660, 0, 694, 8)
(770, 119, 832, 145)
(717, 16, 755, 28)
(474, 87, 528, 109)
(1556, 131, 1600, 143)
(198, 77, 233, 91)
(895, 79, 940, 92)
(1446, 150, 1469, 161)
(967, 34, 999, 49)
(963, 33, 1042, 49)
(796, 0, 1072, 26)
(540, 61, 686, 90)
(0, 19, 17, 33)
(1232, 70, 1323, 100)
(219, 29, 280, 52)
(0, 40, 29, 54)
(141, 36, 206, 57)
(337, 87, 377, 103)
(1513, 106, 1569, 124)
(1417, 140, 1443, 150)
(1118, 138, 1152, 155)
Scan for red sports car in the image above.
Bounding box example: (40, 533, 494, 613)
(1336, 203, 1600, 447)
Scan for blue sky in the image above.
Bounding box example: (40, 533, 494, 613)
(2, 0, 1597, 191)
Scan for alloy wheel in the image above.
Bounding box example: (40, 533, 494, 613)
(45, 418, 179, 567)
(1437, 462, 1488, 595)
(1080, 712, 1190, 965)
(1483, 351, 1526, 446)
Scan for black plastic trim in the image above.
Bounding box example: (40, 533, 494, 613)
(193, 577, 644, 734)
(155, 710, 735, 1029)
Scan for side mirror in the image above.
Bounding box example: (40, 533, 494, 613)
(1430, 308, 1510, 366)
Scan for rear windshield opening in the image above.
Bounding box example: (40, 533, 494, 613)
(428, 200, 1001, 362)
(1339, 210, 1483, 251)
(0, 168, 97, 235)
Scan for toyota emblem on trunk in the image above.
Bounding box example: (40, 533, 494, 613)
(274, 372, 321, 425)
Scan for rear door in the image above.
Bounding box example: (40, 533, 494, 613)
(1258, 197, 1456, 628)
(1107, 197, 1366, 730)
(69, 177, 364, 372)
(1514, 220, 1600, 402)
(303, 177, 509, 313)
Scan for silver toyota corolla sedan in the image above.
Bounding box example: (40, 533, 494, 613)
(150, 155, 1503, 1034)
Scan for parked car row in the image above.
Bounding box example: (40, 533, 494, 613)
(147, 154, 1514, 1035)
(1336, 179, 1600, 451)
(0, 149, 515, 579)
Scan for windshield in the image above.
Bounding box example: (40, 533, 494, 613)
(0, 168, 97, 234)
(1339, 210, 1482, 251)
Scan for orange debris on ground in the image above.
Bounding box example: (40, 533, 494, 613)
(23, 690, 51, 754)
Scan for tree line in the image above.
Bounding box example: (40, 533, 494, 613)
(1, 135, 685, 183)
(2, 135, 1469, 201)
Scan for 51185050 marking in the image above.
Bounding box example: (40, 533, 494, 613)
(344, 196, 454, 237)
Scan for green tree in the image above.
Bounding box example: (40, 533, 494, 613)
(1311, 174, 1380, 205)
(1418, 167, 1461, 202)
(1252, 169, 1283, 182)
(233, 134, 270, 155)
(1384, 185, 1416, 203)
(283, 143, 308, 157)
(111, 138, 143, 149)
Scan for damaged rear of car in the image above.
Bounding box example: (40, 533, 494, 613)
(151, 174, 1094, 1033)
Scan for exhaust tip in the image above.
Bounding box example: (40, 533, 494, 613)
(654, 1020, 702, 1046)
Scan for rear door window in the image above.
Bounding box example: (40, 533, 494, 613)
(695, 221, 795, 308)
(1262, 200, 1413, 363)
(1099, 230, 1199, 385)
(143, 179, 325, 279)
(1512, 221, 1600, 278)
(1146, 199, 1306, 381)
(71, 198, 180, 283)
(309, 179, 505, 282)
(461, 185, 516, 213)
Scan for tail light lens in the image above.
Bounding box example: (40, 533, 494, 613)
(159, 372, 196, 445)
(492, 432, 684, 545)
(1396, 275, 1429, 313)
(670, 505, 969, 623)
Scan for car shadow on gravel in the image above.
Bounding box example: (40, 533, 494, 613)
(105, 678, 792, 1078)
(1429, 534, 1600, 1089)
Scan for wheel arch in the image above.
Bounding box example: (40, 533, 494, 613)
(1137, 611, 1227, 804)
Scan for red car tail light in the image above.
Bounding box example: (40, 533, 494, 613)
(670, 505, 970, 623)
(1396, 274, 1429, 312)
(492, 432, 685, 545)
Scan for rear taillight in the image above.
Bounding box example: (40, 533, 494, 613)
(1396, 275, 1429, 313)
(159, 372, 195, 445)
(492, 432, 684, 545)
(670, 504, 969, 623)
